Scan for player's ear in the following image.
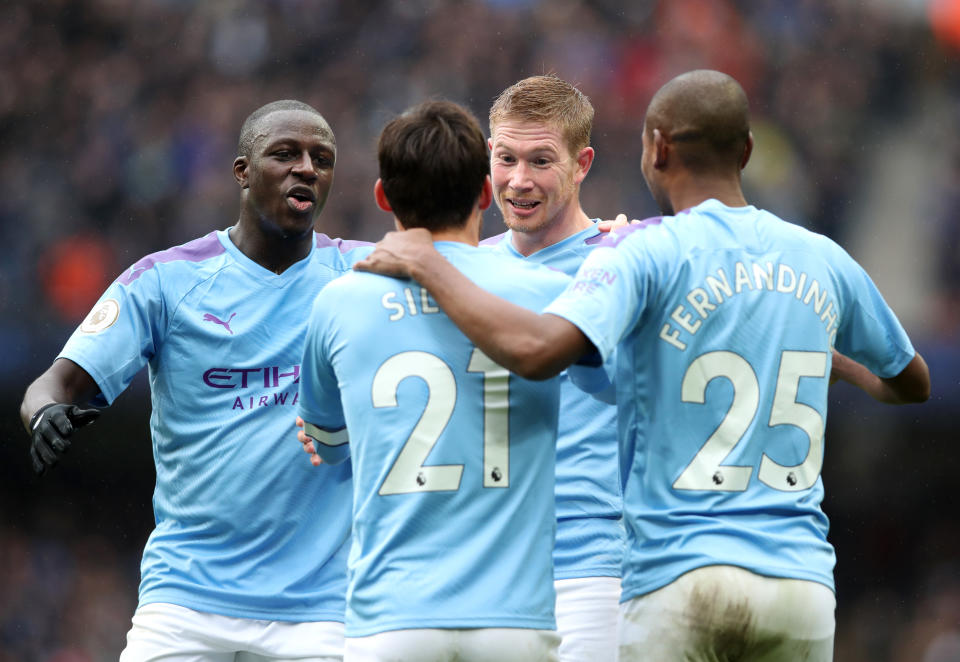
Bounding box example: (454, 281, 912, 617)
(478, 176, 493, 211)
(653, 129, 669, 170)
(374, 179, 393, 213)
(574, 146, 595, 184)
(740, 132, 754, 170)
(234, 156, 249, 188)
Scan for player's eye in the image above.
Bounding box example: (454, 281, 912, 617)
(533, 157, 551, 167)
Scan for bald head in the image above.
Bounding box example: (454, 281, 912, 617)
(645, 70, 750, 175)
(238, 100, 334, 158)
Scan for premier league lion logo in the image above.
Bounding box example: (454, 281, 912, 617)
(80, 299, 120, 334)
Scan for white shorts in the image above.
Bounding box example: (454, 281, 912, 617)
(344, 627, 560, 662)
(119, 602, 344, 662)
(618, 565, 836, 662)
(555, 576, 620, 662)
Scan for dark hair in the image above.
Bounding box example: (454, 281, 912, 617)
(237, 100, 333, 157)
(377, 100, 489, 232)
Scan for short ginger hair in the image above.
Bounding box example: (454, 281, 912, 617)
(489, 75, 594, 156)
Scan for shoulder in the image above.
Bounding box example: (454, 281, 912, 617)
(593, 215, 671, 252)
(469, 245, 564, 275)
(759, 210, 855, 262)
(471, 249, 571, 303)
(308, 271, 367, 328)
(543, 221, 606, 256)
(479, 230, 509, 248)
(116, 231, 227, 287)
(313, 233, 375, 269)
(315, 268, 392, 302)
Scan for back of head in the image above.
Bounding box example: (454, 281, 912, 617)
(378, 100, 489, 232)
(645, 70, 750, 175)
(489, 75, 594, 155)
(237, 99, 332, 158)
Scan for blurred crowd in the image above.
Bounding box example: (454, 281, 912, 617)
(0, 0, 957, 660)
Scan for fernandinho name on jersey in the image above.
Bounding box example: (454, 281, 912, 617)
(657, 260, 841, 352)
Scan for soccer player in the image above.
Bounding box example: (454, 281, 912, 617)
(353, 70, 931, 661)
(481, 75, 622, 661)
(20, 100, 370, 661)
(296, 100, 575, 662)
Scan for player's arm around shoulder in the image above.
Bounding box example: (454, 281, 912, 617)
(355, 229, 594, 380)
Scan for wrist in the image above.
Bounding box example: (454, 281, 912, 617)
(408, 243, 444, 284)
(28, 402, 59, 431)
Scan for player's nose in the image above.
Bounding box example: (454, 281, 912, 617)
(291, 151, 318, 180)
(509, 161, 533, 190)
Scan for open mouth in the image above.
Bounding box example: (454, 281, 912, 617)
(508, 198, 540, 212)
(287, 188, 316, 212)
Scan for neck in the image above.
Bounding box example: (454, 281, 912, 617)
(229, 218, 313, 274)
(510, 205, 593, 257)
(668, 173, 748, 215)
(430, 227, 479, 245)
(401, 209, 482, 246)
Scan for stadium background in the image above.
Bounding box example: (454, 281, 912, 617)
(0, 1, 957, 660)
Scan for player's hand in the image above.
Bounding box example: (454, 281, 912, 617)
(354, 228, 436, 279)
(597, 213, 640, 233)
(28, 403, 100, 475)
(295, 416, 323, 466)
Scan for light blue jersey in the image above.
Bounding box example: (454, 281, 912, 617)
(544, 199, 916, 602)
(59, 229, 372, 621)
(482, 224, 624, 580)
(298, 241, 570, 637)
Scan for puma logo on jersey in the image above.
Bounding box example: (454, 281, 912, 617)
(203, 312, 236, 335)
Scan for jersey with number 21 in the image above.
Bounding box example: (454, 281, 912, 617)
(298, 241, 571, 637)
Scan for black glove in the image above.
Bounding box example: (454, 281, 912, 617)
(28, 403, 101, 475)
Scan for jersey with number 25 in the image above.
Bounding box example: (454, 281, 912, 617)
(545, 199, 916, 602)
(298, 241, 571, 637)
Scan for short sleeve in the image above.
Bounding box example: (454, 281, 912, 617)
(58, 269, 166, 406)
(834, 256, 915, 378)
(544, 244, 645, 363)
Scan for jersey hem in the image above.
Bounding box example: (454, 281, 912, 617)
(138, 593, 346, 623)
(345, 616, 556, 637)
(620, 562, 835, 603)
(553, 567, 621, 581)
